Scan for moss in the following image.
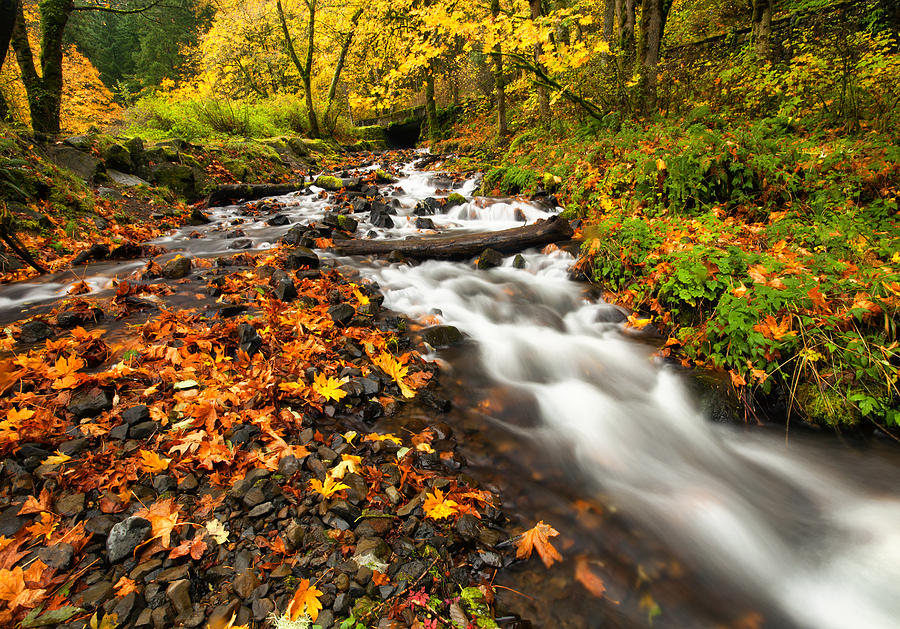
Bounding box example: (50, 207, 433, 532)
(795, 384, 862, 426)
(460, 587, 499, 629)
(559, 206, 579, 220)
(315, 175, 344, 191)
(445, 192, 466, 208)
(374, 169, 395, 184)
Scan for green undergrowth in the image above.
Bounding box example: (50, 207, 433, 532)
(438, 113, 900, 430)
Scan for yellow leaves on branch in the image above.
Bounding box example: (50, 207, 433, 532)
(286, 578, 323, 621)
(423, 488, 458, 520)
(516, 520, 562, 568)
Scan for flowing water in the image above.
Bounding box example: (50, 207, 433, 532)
(3, 156, 900, 628)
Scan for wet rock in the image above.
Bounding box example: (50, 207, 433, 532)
(370, 212, 394, 229)
(107, 169, 148, 187)
(0, 507, 26, 536)
(129, 421, 161, 439)
(328, 303, 356, 326)
(187, 208, 211, 225)
(282, 225, 305, 246)
(17, 320, 53, 344)
(56, 308, 101, 329)
(48, 146, 105, 182)
(337, 215, 358, 233)
(248, 502, 274, 518)
(353, 537, 392, 568)
(422, 325, 463, 348)
(286, 246, 320, 270)
(343, 473, 368, 504)
(229, 238, 253, 250)
(151, 605, 174, 629)
(39, 543, 75, 570)
(68, 388, 112, 418)
(476, 248, 503, 270)
(445, 192, 466, 209)
(252, 598, 275, 621)
(274, 278, 297, 302)
(59, 437, 88, 456)
(152, 163, 196, 199)
(123, 405, 150, 425)
(162, 256, 192, 279)
(284, 521, 305, 550)
(166, 579, 194, 616)
(107, 516, 152, 563)
(55, 492, 86, 516)
(73, 580, 113, 609)
(103, 143, 133, 172)
(415, 217, 435, 230)
(512, 254, 527, 269)
(277, 454, 301, 477)
(267, 214, 289, 226)
(72, 243, 110, 265)
(330, 499, 361, 523)
(237, 323, 263, 356)
(233, 570, 261, 600)
(110, 241, 146, 259)
(152, 474, 176, 494)
(514, 208, 527, 222)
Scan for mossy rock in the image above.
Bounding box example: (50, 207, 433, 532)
(794, 384, 862, 426)
(352, 125, 387, 141)
(559, 207, 579, 220)
(300, 138, 337, 155)
(374, 169, 396, 184)
(460, 587, 499, 629)
(445, 192, 466, 208)
(315, 175, 344, 191)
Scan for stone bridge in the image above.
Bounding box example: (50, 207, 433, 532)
(356, 106, 427, 148)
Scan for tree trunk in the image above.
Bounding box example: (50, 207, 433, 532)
(424, 62, 438, 141)
(304, 0, 320, 138)
(751, 0, 772, 61)
(491, 0, 507, 137)
(333, 215, 574, 259)
(637, 0, 668, 114)
(324, 7, 363, 131)
(602, 0, 615, 65)
(615, 0, 636, 79)
(530, 0, 549, 119)
(0, 0, 15, 72)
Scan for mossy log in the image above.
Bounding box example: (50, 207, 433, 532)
(206, 182, 304, 207)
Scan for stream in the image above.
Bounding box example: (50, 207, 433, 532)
(3, 155, 900, 628)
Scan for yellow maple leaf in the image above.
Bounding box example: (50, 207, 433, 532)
(287, 578, 323, 621)
(41, 451, 71, 466)
(423, 488, 458, 520)
(515, 520, 563, 568)
(330, 454, 362, 479)
(309, 476, 349, 498)
(136, 498, 179, 548)
(626, 315, 652, 330)
(363, 432, 403, 445)
(312, 373, 349, 402)
(139, 450, 171, 474)
(371, 352, 415, 398)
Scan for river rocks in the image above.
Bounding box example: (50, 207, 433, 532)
(188, 208, 212, 225)
(150, 163, 196, 198)
(267, 213, 289, 226)
(445, 192, 466, 209)
(17, 320, 53, 343)
(48, 145, 105, 182)
(38, 542, 75, 570)
(103, 142, 133, 172)
(370, 211, 395, 229)
(286, 246, 319, 269)
(274, 278, 298, 301)
(72, 243, 110, 265)
(107, 516, 152, 563)
(422, 325, 463, 348)
(328, 303, 356, 326)
(162, 256, 192, 279)
(338, 214, 358, 233)
(476, 248, 504, 269)
(512, 253, 527, 269)
(229, 238, 253, 250)
(167, 579, 193, 615)
(67, 387, 112, 418)
(415, 217, 435, 230)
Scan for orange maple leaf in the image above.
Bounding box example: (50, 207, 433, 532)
(114, 576, 139, 598)
(516, 520, 563, 568)
(287, 578, 323, 621)
(26, 512, 59, 542)
(423, 488, 458, 520)
(136, 498, 180, 548)
(312, 373, 349, 403)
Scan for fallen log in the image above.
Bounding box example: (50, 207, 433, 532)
(332, 215, 574, 260)
(206, 182, 304, 207)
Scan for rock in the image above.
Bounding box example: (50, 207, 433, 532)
(370, 212, 394, 229)
(277, 454, 301, 477)
(152, 474, 176, 494)
(107, 169, 148, 187)
(237, 323, 263, 356)
(476, 248, 503, 270)
(353, 537, 392, 569)
(162, 256, 192, 279)
(72, 243, 110, 265)
(68, 388, 112, 418)
(167, 579, 192, 615)
(248, 502, 273, 518)
(445, 192, 466, 209)
(0, 507, 26, 536)
(284, 521, 304, 549)
(274, 278, 297, 302)
(252, 598, 275, 621)
(422, 325, 463, 348)
(337, 215, 358, 233)
(151, 605, 173, 629)
(38, 543, 75, 570)
(514, 208, 527, 222)
(48, 146, 105, 182)
(267, 214, 289, 226)
(55, 492, 86, 516)
(188, 208, 211, 225)
(343, 473, 368, 504)
(512, 253, 527, 269)
(17, 320, 53, 344)
(415, 217, 435, 230)
(286, 247, 320, 270)
(63, 134, 93, 150)
(281, 225, 305, 246)
(107, 516, 152, 563)
(110, 241, 146, 259)
(103, 143, 133, 172)
(122, 405, 150, 425)
(129, 421, 160, 439)
(328, 303, 356, 326)
(73, 580, 113, 609)
(233, 570, 261, 600)
(151, 163, 196, 199)
(229, 238, 253, 250)
(315, 175, 344, 191)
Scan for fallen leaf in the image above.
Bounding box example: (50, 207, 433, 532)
(516, 520, 563, 568)
(423, 488, 458, 520)
(205, 519, 229, 544)
(575, 556, 606, 598)
(287, 578, 323, 621)
(138, 450, 171, 474)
